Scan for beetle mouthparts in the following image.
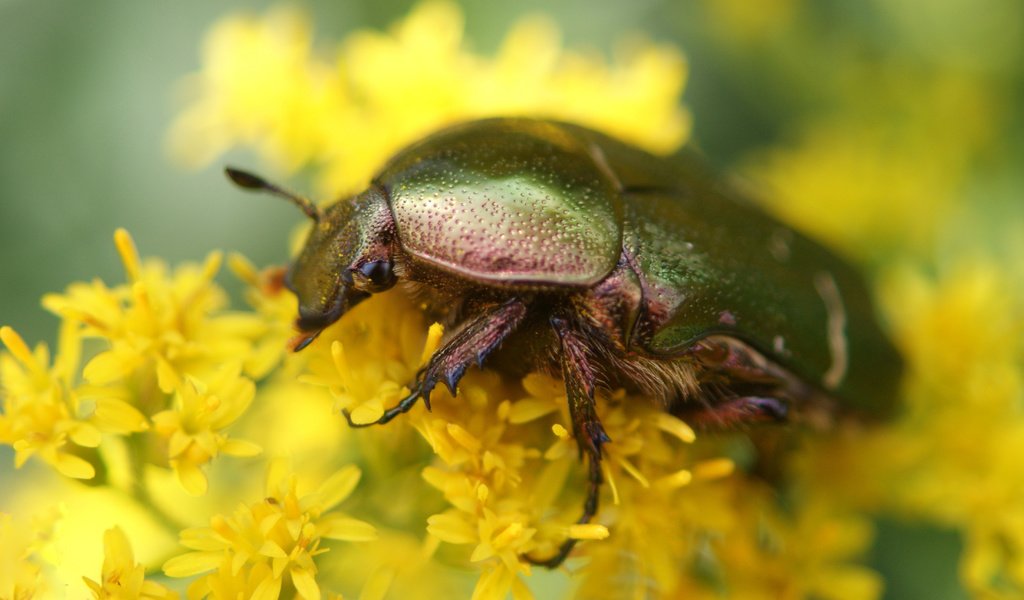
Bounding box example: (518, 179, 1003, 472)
(288, 330, 321, 352)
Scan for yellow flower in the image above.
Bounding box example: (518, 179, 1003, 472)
(879, 262, 1024, 595)
(42, 229, 266, 397)
(0, 512, 52, 600)
(744, 72, 997, 261)
(226, 255, 296, 379)
(163, 459, 376, 600)
(319, 531, 456, 600)
(0, 322, 146, 479)
(298, 290, 438, 424)
(151, 364, 261, 496)
(168, 0, 690, 196)
(717, 491, 881, 600)
(83, 527, 179, 599)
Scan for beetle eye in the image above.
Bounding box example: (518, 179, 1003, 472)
(351, 260, 396, 292)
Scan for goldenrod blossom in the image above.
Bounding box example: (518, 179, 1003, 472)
(83, 527, 179, 599)
(0, 511, 55, 600)
(151, 364, 261, 496)
(0, 322, 146, 479)
(42, 229, 266, 396)
(168, 0, 690, 195)
(163, 459, 376, 599)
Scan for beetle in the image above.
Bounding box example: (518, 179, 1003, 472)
(226, 118, 902, 566)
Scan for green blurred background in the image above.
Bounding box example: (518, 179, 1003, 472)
(3, 0, 1023, 597)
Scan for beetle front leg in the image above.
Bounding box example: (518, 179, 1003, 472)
(344, 297, 529, 427)
(525, 316, 610, 568)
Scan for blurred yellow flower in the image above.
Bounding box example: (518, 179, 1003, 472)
(83, 527, 179, 599)
(152, 364, 261, 496)
(164, 459, 375, 599)
(298, 291, 438, 425)
(0, 512, 52, 600)
(168, 0, 690, 196)
(0, 322, 146, 479)
(42, 230, 267, 396)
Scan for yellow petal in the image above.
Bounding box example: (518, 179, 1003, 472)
(471, 565, 512, 600)
(179, 527, 225, 552)
(163, 551, 223, 577)
(653, 468, 693, 490)
(227, 252, 259, 286)
(511, 575, 535, 600)
(265, 457, 290, 495)
(155, 357, 181, 394)
(312, 464, 361, 511)
(469, 542, 495, 563)
(317, 515, 377, 542)
(93, 398, 149, 433)
(507, 399, 558, 424)
(103, 526, 136, 569)
(0, 326, 37, 370)
(692, 458, 735, 480)
(491, 522, 524, 548)
(359, 568, 395, 600)
(175, 460, 209, 496)
(252, 572, 283, 600)
(348, 401, 384, 425)
(258, 540, 288, 559)
(168, 431, 192, 459)
(290, 565, 321, 600)
(567, 524, 609, 540)
(654, 412, 696, 443)
(83, 350, 136, 385)
(55, 452, 95, 479)
(426, 513, 476, 544)
(82, 576, 102, 595)
(446, 423, 481, 453)
(221, 438, 262, 457)
(69, 423, 102, 447)
(420, 323, 444, 364)
(114, 228, 141, 282)
(200, 250, 224, 282)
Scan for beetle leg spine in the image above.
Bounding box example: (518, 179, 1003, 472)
(343, 298, 528, 428)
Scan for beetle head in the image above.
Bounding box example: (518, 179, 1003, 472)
(286, 187, 396, 348)
(225, 168, 396, 351)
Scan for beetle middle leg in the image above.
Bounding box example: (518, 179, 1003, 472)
(344, 297, 528, 427)
(525, 316, 610, 568)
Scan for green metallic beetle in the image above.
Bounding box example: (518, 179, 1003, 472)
(227, 118, 902, 566)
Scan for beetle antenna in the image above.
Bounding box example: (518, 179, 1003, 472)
(224, 167, 322, 222)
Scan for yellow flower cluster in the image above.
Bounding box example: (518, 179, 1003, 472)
(4, 1, 1022, 598)
(167, 0, 690, 194)
(164, 459, 375, 599)
(0, 510, 57, 599)
(1, 229, 268, 496)
(84, 527, 179, 599)
(722, 3, 1024, 595)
